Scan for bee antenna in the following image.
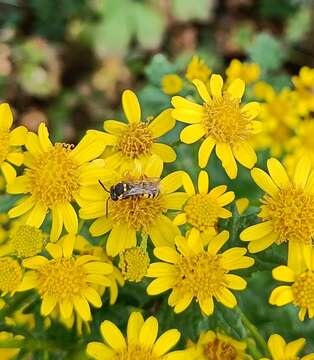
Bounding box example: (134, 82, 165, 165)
(98, 180, 110, 193)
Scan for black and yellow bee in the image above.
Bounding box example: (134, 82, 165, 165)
(98, 178, 160, 216)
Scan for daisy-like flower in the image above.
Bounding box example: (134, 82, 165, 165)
(88, 90, 176, 175)
(173, 170, 234, 240)
(17, 235, 113, 321)
(0, 256, 23, 295)
(188, 330, 251, 360)
(79, 170, 188, 257)
(162, 74, 183, 95)
(292, 66, 314, 114)
(240, 157, 314, 270)
(185, 55, 211, 83)
(260, 334, 314, 360)
(7, 123, 107, 242)
(172, 75, 261, 178)
(86, 311, 186, 360)
(0, 103, 27, 183)
(146, 230, 254, 315)
(269, 247, 314, 321)
(226, 59, 260, 85)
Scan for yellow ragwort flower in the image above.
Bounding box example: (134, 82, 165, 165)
(260, 334, 314, 360)
(79, 170, 188, 257)
(87, 311, 186, 360)
(0, 103, 27, 183)
(226, 59, 260, 85)
(7, 123, 107, 242)
(73, 234, 124, 305)
(119, 246, 150, 282)
(185, 55, 211, 83)
(88, 90, 176, 175)
(240, 157, 314, 270)
(188, 330, 251, 360)
(174, 170, 234, 241)
(269, 247, 314, 321)
(9, 225, 45, 258)
(172, 74, 261, 178)
(292, 66, 314, 114)
(147, 230, 254, 315)
(17, 235, 113, 321)
(0, 256, 23, 295)
(162, 74, 183, 95)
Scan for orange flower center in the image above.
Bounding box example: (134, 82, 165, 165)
(203, 93, 251, 144)
(114, 344, 158, 360)
(25, 144, 80, 207)
(292, 271, 314, 311)
(204, 338, 238, 360)
(118, 123, 153, 159)
(261, 186, 314, 245)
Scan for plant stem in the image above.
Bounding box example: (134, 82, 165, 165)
(0, 339, 55, 351)
(236, 307, 269, 357)
(0, 292, 34, 319)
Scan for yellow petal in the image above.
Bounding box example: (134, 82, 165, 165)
(62, 234, 75, 257)
(198, 136, 215, 168)
(294, 156, 312, 188)
(8, 196, 35, 218)
(215, 143, 237, 179)
(148, 109, 175, 138)
(100, 320, 126, 349)
(173, 212, 187, 226)
(41, 295, 57, 316)
(146, 277, 175, 295)
(210, 74, 223, 98)
(86, 342, 114, 360)
(73, 296, 91, 321)
(9, 126, 27, 146)
(46, 243, 62, 259)
(151, 143, 176, 163)
(90, 216, 112, 237)
(199, 296, 214, 316)
(38, 123, 52, 152)
(267, 334, 285, 359)
(225, 274, 247, 290)
(127, 312, 144, 344)
(22, 256, 48, 269)
(1, 162, 16, 183)
(267, 158, 290, 189)
(182, 172, 195, 196)
(149, 215, 179, 247)
(269, 286, 294, 306)
(207, 230, 229, 255)
(241, 102, 260, 120)
(174, 292, 193, 313)
(216, 288, 237, 308)
(160, 171, 184, 194)
(172, 108, 205, 124)
(163, 192, 188, 210)
(61, 202, 78, 234)
(122, 90, 141, 124)
(227, 78, 245, 99)
(139, 316, 158, 347)
(285, 338, 306, 357)
(153, 247, 180, 263)
(17, 272, 37, 291)
(198, 170, 209, 194)
(240, 221, 273, 241)
(193, 79, 210, 103)
(180, 124, 205, 144)
(103, 120, 127, 135)
(144, 154, 163, 178)
(50, 205, 63, 242)
(272, 265, 296, 282)
(81, 287, 102, 308)
(251, 168, 278, 196)
(152, 329, 180, 356)
(232, 142, 257, 169)
(106, 224, 136, 257)
(25, 202, 47, 227)
(6, 152, 24, 166)
(0, 103, 13, 130)
(60, 298, 73, 319)
(171, 96, 204, 112)
(84, 261, 113, 275)
(247, 232, 278, 253)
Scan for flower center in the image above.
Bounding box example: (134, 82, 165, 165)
(119, 247, 150, 282)
(109, 196, 165, 232)
(0, 130, 10, 164)
(203, 93, 251, 144)
(10, 225, 45, 258)
(118, 123, 154, 159)
(204, 338, 238, 360)
(25, 144, 80, 208)
(184, 194, 220, 232)
(261, 186, 314, 245)
(0, 257, 23, 293)
(113, 344, 158, 360)
(37, 258, 87, 300)
(292, 271, 314, 311)
(175, 253, 226, 300)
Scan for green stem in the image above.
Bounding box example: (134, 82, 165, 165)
(0, 339, 55, 351)
(236, 307, 269, 357)
(246, 338, 263, 359)
(78, 219, 85, 233)
(169, 140, 181, 148)
(0, 292, 34, 319)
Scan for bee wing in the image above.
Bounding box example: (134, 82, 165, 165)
(122, 186, 153, 197)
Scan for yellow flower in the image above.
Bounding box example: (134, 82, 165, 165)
(0, 332, 23, 360)
(188, 330, 251, 360)
(7, 123, 107, 242)
(260, 334, 314, 360)
(172, 75, 261, 178)
(73, 235, 124, 305)
(185, 55, 211, 83)
(292, 66, 314, 114)
(173, 170, 234, 241)
(235, 197, 249, 215)
(86, 311, 186, 360)
(252, 86, 300, 157)
(17, 235, 113, 321)
(119, 246, 150, 282)
(89, 90, 177, 175)
(226, 59, 260, 84)
(147, 230, 254, 315)
(0, 103, 27, 183)
(269, 247, 314, 321)
(0, 256, 23, 295)
(9, 225, 45, 258)
(79, 171, 188, 257)
(240, 157, 314, 271)
(162, 74, 183, 95)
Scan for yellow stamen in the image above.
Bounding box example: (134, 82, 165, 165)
(292, 271, 314, 311)
(261, 186, 314, 245)
(0, 257, 23, 293)
(37, 258, 87, 300)
(203, 93, 251, 143)
(25, 144, 80, 207)
(118, 123, 153, 159)
(10, 225, 45, 258)
(114, 344, 158, 360)
(119, 247, 150, 282)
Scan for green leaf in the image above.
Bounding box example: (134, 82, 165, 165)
(285, 7, 311, 43)
(247, 33, 286, 72)
(144, 54, 176, 86)
(171, 0, 214, 21)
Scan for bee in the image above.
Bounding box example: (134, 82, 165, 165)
(98, 178, 160, 217)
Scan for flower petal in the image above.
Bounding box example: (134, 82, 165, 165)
(151, 143, 176, 163)
(267, 158, 290, 189)
(153, 329, 180, 356)
(180, 124, 205, 144)
(198, 170, 209, 194)
(227, 78, 245, 100)
(100, 320, 126, 349)
(0, 103, 13, 130)
(148, 109, 175, 138)
(193, 79, 210, 103)
(127, 312, 144, 344)
(139, 316, 158, 347)
(122, 90, 141, 124)
(198, 136, 215, 168)
(251, 168, 278, 196)
(232, 142, 257, 169)
(210, 74, 223, 98)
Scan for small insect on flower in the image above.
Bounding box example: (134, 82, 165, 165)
(98, 177, 160, 217)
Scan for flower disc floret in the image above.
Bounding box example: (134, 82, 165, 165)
(11, 225, 45, 258)
(291, 271, 314, 312)
(119, 247, 150, 282)
(0, 257, 23, 293)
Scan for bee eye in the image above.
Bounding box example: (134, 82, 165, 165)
(115, 183, 125, 196)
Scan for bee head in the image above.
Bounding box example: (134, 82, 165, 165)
(111, 182, 126, 200)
